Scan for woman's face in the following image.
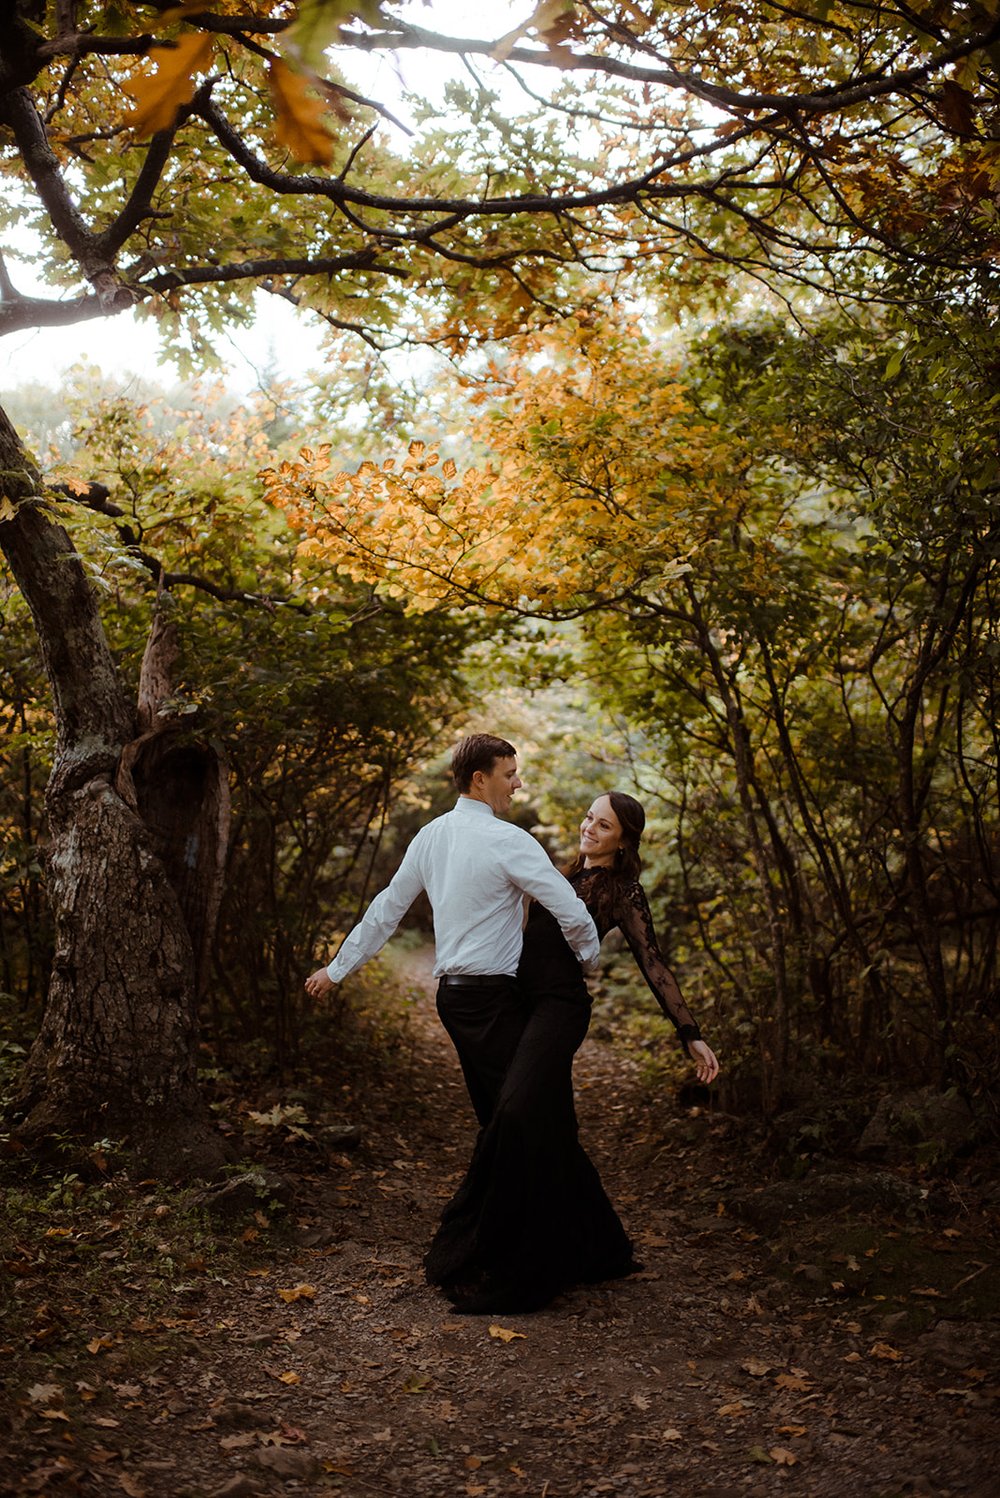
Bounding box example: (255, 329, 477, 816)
(579, 795, 623, 867)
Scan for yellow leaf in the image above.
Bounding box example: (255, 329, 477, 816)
(277, 1371, 300, 1384)
(869, 1342, 904, 1362)
(277, 1283, 317, 1303)
(488, 1324, 526, 1343)
(269, 59, 334, 166)
(124, 33, 214, 136)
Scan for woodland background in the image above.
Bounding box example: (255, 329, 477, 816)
(1, 0, 999, 1164)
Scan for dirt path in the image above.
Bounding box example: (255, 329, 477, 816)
(4, 944, 998, 1497)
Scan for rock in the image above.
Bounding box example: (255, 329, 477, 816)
(856, 1087, 975, 1166)
(213, 1478, 264, 1498)
(213, 1400, 274, 1430)
(915, 1319, 999, 1372)
(319, 1124, 362, 1151)
(189, 1170, 293, 1218)
(727, 1171, 930, 1229)
(256, 1447, 321, 1480)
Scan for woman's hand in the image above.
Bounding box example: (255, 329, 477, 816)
(304, 966, 335, 1002)
(688, 1039, 720, 1085)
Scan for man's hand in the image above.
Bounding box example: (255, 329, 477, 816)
(305, 967, 336, 1001)
(689, 1039, 720, 1085)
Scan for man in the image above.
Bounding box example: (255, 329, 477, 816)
(305, 733, 600, 1124)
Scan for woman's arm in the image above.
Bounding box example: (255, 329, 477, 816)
(616, 881, 719, 1081)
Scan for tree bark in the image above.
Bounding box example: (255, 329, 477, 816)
(0, 403, 227, 1175)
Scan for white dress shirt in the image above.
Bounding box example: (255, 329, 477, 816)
(326, 796, 600, 982)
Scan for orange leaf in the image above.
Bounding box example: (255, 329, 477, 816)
(769, 1447, 799, 1466)
(277, 1283, 317, 1303)
(774, 1373, 812, 1391)
(124, 33, 214, 136)
(269, 59, 334, 166)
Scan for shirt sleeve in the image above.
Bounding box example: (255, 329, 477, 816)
(325, 835, 426, 983)
(506, 834, 601, 970)
(616, 881, 702, 1051)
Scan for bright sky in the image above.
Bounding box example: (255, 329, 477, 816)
(0, 2, 538, 394)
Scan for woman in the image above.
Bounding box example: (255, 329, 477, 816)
(424, 791, 720, 1314)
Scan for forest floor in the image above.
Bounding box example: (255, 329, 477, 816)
(2, 940, 999, 1498)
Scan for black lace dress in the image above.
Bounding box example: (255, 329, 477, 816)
(424, 867, 702, 1314)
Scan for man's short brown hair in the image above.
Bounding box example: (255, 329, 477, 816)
(451, 734, 517, 792)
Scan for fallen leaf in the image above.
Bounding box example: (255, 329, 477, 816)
(774, 1373, 812, 1391)
(911, 1287, 945, 1298)
(489, 1325, 526, 1343)
(717, 1401, 748, 1418)
(769, 1446, 799, 1465)
(464, 1455, 483, 1469)
(843, 1352, 862, 1363)
(662, 1428, 683, 1442)
(632, 1392, 651, 1411)
(277, 1284, 316, 1303)
(869, 1342, 904, 1362)
(87, 1336, 116, 1354)
(402, 1372, 431, 1393)
(741, 1358, 774, 1378)
(45, 1227, 74, 1238)
(27, 1384, 63, 1405)
(776, 1425, 808, 1437)
(94, 1417, 121, 1428)
(747, 1445, 772, 1464)
(219, 1433, 256, 1450)
(119, 1475, 146, 1497)
(40, 1409, 70, 1422)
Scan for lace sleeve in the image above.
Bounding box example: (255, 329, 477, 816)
(615, 881, 702, 1051)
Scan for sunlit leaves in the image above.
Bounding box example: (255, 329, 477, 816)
(263, 317, 741, 614)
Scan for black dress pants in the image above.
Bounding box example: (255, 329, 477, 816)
(435, 979, 527, 1127)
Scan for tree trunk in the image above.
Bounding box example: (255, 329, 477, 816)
(0, 403, 227, 1175)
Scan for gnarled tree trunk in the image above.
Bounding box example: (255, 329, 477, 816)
(0, 403, 227, 1176)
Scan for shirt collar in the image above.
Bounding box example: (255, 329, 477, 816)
(454, 796, 495, 817)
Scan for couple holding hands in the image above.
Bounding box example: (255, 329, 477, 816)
(306, 733, 719, 1315)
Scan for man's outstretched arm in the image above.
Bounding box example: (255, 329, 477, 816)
(305, 838, 426, 998)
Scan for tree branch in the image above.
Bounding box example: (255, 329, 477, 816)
(347, 16, 1000, 119)
(0, 87, 133, 313)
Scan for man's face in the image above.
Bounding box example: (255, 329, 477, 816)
(475, 755, 522, 815)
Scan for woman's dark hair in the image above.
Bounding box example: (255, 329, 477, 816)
(566, 791, 646, 925)
(451, 733, 517, 791)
